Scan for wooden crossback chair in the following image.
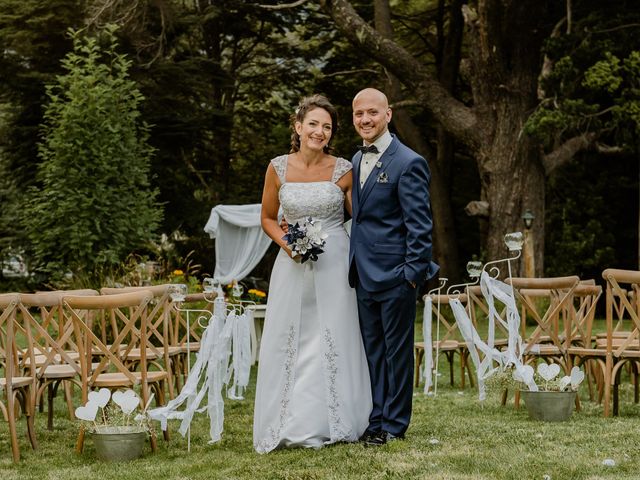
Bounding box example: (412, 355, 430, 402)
(508, 276, 580, 372)
(565, 283, 603, 401)
(62, 290, 169, 452)
(0, 293, 37, 462)
(599, 269, 640, 416)
(18, 290, 97, 430)
(101, 284, 179, 398)
(414, 293, 475, 390)
(467, 284, 511, 348)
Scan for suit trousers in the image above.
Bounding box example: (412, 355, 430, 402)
(356, 280, 417, 436)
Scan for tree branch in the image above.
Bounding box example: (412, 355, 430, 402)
(258, 0, 309, 9)
(318, 0, 481, 151)
(322, 68, 379, 78)
(543, 132, 597, 175)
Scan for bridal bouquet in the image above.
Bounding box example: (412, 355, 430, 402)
(282, 217, 328, 263)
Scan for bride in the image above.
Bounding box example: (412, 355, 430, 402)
(253, 94, 372, 453)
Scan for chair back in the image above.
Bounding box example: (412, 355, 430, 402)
(18, 291, 95, 380)
(424, 293, 468, 344)
(100, 285, 175, 396)
(507, 276, 580, 357)
(62, 290, 154, 403)
(601, 269, 640, 357)
(0, 294, 22, 389)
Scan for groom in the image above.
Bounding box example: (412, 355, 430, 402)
(349, 88, 437, 445)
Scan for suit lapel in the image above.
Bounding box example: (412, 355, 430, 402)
(353, 152, 363, 196)
(358, 137, 399, 209)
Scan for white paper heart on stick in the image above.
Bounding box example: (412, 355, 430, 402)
(537, 363, 560, 381)
(570, 366, 585, 388)
(559, 376, 571, 391)
(88, 388, 111, 408)
(112, 389, 140, 414)
(513, 364, 534, 384)
(75, 401, 99, 421)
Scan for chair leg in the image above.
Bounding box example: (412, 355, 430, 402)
(446, 352, 454, 386)
(76, 425, 86, 453)
(500, 388, 508, 406)
(633, 362, 639, 404)
(8, 393, 20, 462)
(157, 383, 170, 442)
(464, 353, 475, 388)
(150, 431, 158, 452)
(460, 351, 466, 389)
(47, 382, 56, 430)
(18, 389, 37, 450)
(64, 381, 75, 419)
(414, 348, 424, 388)
(26, 411, 38, 450)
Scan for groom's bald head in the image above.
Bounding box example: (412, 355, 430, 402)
(352, 88, 392, 144)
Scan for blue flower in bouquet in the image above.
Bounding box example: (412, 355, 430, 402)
(282, 217, 328, 263)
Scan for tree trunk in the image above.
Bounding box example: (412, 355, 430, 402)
(374, 0, 462, 279)
(469, 0, 550, 274)
(320, 0, 555, 275)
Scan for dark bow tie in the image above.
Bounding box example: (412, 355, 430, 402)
(357, 144, 379, 154)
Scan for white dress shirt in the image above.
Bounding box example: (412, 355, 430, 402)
(359, 130, 393, 188)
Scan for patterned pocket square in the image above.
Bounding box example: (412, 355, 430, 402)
(377, 172, 389, 183)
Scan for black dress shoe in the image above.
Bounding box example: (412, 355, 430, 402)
(384, 431, 405, 442)
(359, 430, 386, 446)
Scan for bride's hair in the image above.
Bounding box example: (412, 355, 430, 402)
(290, 94, 339, 154)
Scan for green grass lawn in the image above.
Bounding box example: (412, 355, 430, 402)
(3, 369, 640, 479)
(3, 311, 640, 479)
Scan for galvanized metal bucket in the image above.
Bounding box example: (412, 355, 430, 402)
(92, 426, 147, 461)
(520, 390, 577, 422)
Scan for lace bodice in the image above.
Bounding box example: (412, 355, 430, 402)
(271, 155, 352, 225)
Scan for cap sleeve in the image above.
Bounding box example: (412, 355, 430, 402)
(270, 155, 288, 184)
(331, 157, 353, 183)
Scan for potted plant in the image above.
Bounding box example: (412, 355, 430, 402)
(513, 364, 585, 422)
(75, 388, 154, 461)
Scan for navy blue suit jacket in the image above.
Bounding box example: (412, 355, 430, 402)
(348, 134, 438, 292)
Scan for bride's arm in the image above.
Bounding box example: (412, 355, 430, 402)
(337, 170, 353, 217)
(261, 163, 297, 259)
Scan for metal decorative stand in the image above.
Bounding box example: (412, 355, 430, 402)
(168, 282, 216, 453)
(425, 277, 447, 396)
(482, 231, 524, 281)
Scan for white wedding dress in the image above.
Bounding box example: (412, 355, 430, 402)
(253, 155, 372, 453)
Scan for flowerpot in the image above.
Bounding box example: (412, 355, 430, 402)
(520, 390, 577, 422)
(92, 426, 147, 461)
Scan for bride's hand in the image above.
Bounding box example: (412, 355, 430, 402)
(285, 245, 301, 262)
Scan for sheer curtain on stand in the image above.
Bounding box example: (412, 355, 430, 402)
(204, 204, 277, 284)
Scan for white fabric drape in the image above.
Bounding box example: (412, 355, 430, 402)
(448, 272, 535, 400)
(422, 297, 434, 394)
(147, 296, 253, 444)
(203, 204, 274, 284)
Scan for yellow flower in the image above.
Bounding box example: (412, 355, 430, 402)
(173, 269, 184, 276)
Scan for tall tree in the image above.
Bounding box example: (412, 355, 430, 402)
(318, 0, 639, 273)
(87, 0, 322, 273)
(22, 27, 162, 285)
(0, 0, 85, 261)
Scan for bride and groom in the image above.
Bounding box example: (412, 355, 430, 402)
(254, 88, 437, 453)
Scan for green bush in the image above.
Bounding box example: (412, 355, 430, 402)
(22, 25, 162, 286)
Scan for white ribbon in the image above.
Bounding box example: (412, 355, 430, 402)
(448, 272, 537, 400)
(147, 294, 252, 444)
(422, 297, 434, 394)
(227, 309, 252, 400)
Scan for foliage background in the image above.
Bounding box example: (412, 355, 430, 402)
(0, 0, 638, 288)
